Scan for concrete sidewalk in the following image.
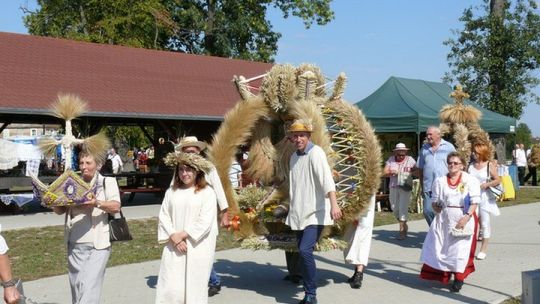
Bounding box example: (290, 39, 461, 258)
(15, 202, 540, 303)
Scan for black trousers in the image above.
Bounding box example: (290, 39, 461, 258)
(518, 166, 526, 186)
(524, 165, 537, 186)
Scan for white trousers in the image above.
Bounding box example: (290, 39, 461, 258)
(389, 187, 411, 221)
(68, 243, 111, 304)
(343, 197, 375, 267)
(479, 206, 492, 238)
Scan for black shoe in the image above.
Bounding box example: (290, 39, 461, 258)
(347, 269, 357, 283)
(450, 280, 464, 292)
(298, 294, 318, 304)
(291, 275, 302, 284)
(208, 284, 221, 297)
(350, 271, 363, 289)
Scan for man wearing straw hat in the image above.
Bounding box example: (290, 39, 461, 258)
(286, 120, 342, 304)
(176, 136, 229, 297)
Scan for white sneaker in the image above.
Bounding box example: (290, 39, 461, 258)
(476, 252, 487, 260)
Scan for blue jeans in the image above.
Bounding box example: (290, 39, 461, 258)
(423, 191, 435, 226)
(208, 267, 220, 286)
(296, 225, 324, 297)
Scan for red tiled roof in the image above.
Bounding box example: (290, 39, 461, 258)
(0, 32, 272, 120)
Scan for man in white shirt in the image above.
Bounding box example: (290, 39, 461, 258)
(286, 120, 341, 304)
(515, 143, 527, 186)
(107, 148, 123, 174)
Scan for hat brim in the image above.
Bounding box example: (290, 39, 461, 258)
(178, 141, 207, 151)
(393, 148, 409, 151)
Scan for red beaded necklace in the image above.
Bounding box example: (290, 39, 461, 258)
(447, 172, 462, 189)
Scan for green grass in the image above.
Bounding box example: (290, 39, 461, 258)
(3, 218, 239, 281)
(3, 187, 540, 282)
(500, 296, 521, 304)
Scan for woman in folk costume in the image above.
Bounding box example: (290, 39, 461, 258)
(155, 152, 218, 304)
(468, 143, 501, 260)
(420, 152, 480, 293)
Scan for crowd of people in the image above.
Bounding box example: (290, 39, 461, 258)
(513, 143, 540, 186)
(0, 122, 515, 304)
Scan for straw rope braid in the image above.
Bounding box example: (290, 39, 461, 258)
(207, 97, 270, 238)
(323, 100, 382, 222)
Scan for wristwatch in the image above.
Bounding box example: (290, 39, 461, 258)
(1, 278, 17, 288)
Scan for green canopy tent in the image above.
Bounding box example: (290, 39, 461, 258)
(355, 76, 516, 160)
(355, 76, 516, 134)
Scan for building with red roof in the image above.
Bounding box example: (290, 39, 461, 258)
(0, 32, 272, 141)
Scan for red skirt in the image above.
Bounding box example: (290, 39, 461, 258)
(420, 213, 478, 284)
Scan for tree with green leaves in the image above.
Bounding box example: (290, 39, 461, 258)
(443, 0, 540, 119)
(106, 126, 152, 150)
(515, 122, 532, 147)
(23, 0, 334, 62)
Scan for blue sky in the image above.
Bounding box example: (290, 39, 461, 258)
(1, 1, 540, 135)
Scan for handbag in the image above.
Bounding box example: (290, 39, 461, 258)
(486, 162, 504, 200)
(397, 157, 413, 191)
(103, 177, 133, 242)
(109, 211, 133, 242)
(450, 226, 473, 238)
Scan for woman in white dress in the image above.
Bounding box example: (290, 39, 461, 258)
(420, 152, 480, 293)
(468, 143, 501, 260)
(155, 153, 218, 304)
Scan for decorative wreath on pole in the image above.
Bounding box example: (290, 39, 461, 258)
(439, 85, 495, 166)
(208, 64, 382, 250)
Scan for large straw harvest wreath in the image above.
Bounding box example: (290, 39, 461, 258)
(208, 64, 382, 251)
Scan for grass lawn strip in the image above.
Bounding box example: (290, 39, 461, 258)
(4, 187, 540, 282)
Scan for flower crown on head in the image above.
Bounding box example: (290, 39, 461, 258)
(163, 152, 213, 174)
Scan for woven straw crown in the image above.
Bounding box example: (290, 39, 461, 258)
(163, 152, 213, 174)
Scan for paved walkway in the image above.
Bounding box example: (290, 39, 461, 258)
(7, 202, 540, 303)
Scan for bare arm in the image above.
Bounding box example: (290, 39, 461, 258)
(0, 254, 20, 304)
(328, 191, 342, 220)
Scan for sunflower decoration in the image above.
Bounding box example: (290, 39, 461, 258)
(208, 64, 382, 251)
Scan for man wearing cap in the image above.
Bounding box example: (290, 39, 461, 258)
(177, 136, 229, 297)
(384, 143, 416, 240)
(417, 126, 455, 226)
(286, 120, 342, 304)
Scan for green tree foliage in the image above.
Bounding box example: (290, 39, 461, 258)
(23, 0, 334, 62)
(443, 0, 540, 119)
(515, 122, 532, 147)
(106, 126, 152, 150)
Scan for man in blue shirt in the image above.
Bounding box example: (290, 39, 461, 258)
(417, 126, 456, 226)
